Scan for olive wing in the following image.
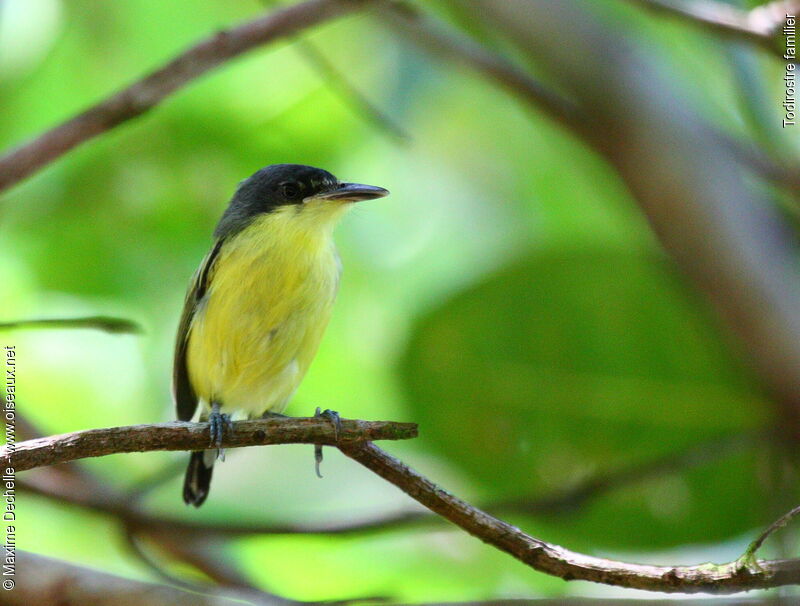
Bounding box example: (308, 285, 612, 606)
(173, 239, 224, 421)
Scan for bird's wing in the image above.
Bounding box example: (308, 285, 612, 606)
(173, 239, 224, 421)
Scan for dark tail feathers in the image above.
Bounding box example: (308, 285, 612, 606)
(183, 450, 214, 507)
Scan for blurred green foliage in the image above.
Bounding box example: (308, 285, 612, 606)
(0, 0, 790, 601)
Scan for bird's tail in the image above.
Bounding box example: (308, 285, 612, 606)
(183, 450, 215, 507)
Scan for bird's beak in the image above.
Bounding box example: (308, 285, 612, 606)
(306, 182, 389, 203)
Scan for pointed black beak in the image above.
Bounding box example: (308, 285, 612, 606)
(307, 182, 389, 203)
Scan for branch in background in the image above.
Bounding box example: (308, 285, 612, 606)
(0, 316, 142, 334)
(260, 0, 410, 143)
(291, 35, 411, 143)
(381, 2, 583, 134)
(19, 426, 792, 593)
(19, 431, 753, 539)
(711, 130, 800, 200)
(381, 2, 800, 201)
(10, 411, 120, 491)
(11, 413, 305, 604)
(4, 417, 418, 472)
(628, 0, 798, 56)
(339, 441, 800, 593)
(491, 431, 756, 516)
(1, 0, 795, 200)
(7, 550, 269, 606)
(0, 0, 372, 195)
(123, 529, 299, 606)
(473, 0, 800, 429)
(13, 551, 769, 606)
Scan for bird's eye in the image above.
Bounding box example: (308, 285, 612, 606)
(281, 182, 301, 199)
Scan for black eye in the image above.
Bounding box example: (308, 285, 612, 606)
(281, 182, 301, 199)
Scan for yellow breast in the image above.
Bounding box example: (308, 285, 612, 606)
(186, 207, 343, 416)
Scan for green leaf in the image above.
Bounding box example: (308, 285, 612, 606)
(401, 248, 772, 550)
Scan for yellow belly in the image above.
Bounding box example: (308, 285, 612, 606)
(186, 212, 341, 417)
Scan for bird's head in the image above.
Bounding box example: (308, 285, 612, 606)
(214, 164, 389, 239)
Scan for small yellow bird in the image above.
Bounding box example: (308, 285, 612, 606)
(173, 164, 388, 506)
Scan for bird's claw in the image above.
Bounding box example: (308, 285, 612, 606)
(208, 406, 233, 461)
(314, 407, 342, 478)
(316, 407, 342, 441)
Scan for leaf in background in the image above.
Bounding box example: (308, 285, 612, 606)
(401, 248, 773, 550)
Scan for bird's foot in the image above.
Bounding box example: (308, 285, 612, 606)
(314, 407, 342, 478)
(316, 407, 342, 440)
(208, 403, 234, 460)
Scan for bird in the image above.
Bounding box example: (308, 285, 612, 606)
(173, 163, 389, 507)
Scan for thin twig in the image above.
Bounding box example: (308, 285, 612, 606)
(123, 529, 297, 606)
(10, 550, 270, 606)
(261, 0, 410, 143)
(491, 431, 756, 515)
(0, 316, 142, 334)
(123, 530, 231, 594)
(381, 2, 583, 134)
(0, 0, 372, 194)
(743, 503, 800, 561)
(339, 441, 800, 593)
(293, 36, 411, 142)
(4, 417, 417, 472)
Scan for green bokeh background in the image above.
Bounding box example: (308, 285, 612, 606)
(0, 0, 794, 601)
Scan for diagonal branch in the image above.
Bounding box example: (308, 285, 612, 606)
(123, 529, 300, 606)
(0, 0, 372, 195)
(382, 2, 582, 134)
(10, 550, 273, 606)
(742, 502, 800, 562)
(339, 441, 800, 593)
(381, 2, 800, 200)
(260, 0, 410, 143)
(3, 417, 417, 472)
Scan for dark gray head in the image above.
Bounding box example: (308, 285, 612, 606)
(214, 164, 388, 239)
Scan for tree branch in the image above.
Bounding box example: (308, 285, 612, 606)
(0, 316, 142, 334)
(381, 2, 800, 201)
(3, 417, 417, 472)
(0, 0, 371, 195)
(11, 423, 792, 593)
(381, 2, 583, 134)
(122, 529, 298, 606)
(7, 550, 271, 606)
(339, 441, 800, 593)
(474, 0, 800, 429)
(19, 431, 753, 541)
